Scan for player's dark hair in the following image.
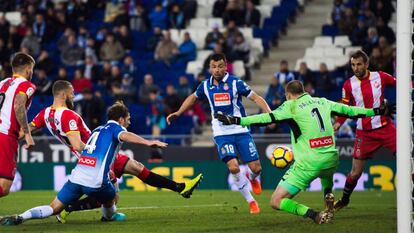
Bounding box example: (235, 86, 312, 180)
(285, 80, 305, 95)
(350, 50, 369, 63)
(209, 53, 227, 63)
(52, 80, 72, 96)
(11, 52, 35, 72)
(108, 101, 129, 121)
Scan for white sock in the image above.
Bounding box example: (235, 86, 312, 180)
(248, 169, 261, 181)
(19, 205, 54, 220)
(101, 204, 116, 219)
(232, 172, 254, 203)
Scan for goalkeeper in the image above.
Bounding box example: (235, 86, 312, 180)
(215, 80, 389, 224)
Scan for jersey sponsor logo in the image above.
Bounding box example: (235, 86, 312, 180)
(26, 87, 34, 98)
(69, 119, 78, 131)
(78, 156, 97, 167)
(309, 136, 334, 148)
(213, 93, 231, 106)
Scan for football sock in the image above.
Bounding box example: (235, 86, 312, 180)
(248, 170, 261, 181)
(342, 174, 358, 202)
(101, 205, 116, 220)
(280, 198, 310, 217)
(232, 171, 254, 203)
(138, 167, 184, 192)
(320, 178, 333, 196)
(65, 196, 100, 212)
(20, 205, 54, 220)
(324, 187, 332, 197)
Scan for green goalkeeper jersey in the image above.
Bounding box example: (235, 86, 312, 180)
(240, 93, 376, 170)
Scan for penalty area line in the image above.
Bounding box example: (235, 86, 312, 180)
(84, 203, 227, 212)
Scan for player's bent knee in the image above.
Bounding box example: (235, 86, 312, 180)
(270, 197, 281, 210)
(126, 160, 144, 176)
(228, 166, 240, 174)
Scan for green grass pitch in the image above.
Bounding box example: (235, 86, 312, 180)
(0, 190, 396, 233)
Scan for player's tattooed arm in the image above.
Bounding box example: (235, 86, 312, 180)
(14, 93, 29, 133)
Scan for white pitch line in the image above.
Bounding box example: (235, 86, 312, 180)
(83, 203, 227, 212)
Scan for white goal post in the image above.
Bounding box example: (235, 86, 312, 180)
(396, 0, 413, 232)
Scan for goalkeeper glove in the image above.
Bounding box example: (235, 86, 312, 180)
(373, 99, 391, 116)
(214, 112, 241, 125)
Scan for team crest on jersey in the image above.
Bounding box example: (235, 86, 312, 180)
(213, 93, 231, 106)
(69, 119, 78, 130)
(374, 81, 380, 88)
(223, 83, 229, 90)
(26, 87, 34, 98)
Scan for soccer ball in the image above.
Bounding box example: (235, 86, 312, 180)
(270, 146, 294, 169)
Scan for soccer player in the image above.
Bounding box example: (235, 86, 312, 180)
(28, 80, 202, 222)
(215, 80, 389, 224)
(332, 50, 396, 211)
(0, 52, 36, 199)
(0, 101, 169, 225)
(167, 53, 271, 214)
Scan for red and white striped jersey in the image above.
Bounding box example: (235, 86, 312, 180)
(31, 107, 91, 157)
(337, 71, 395, 130)
(0, 76, 36, 137)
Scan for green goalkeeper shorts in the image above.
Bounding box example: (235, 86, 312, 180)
(278, 163, 337, 195)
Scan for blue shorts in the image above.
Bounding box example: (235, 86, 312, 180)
(213, 133, 259, 163)
(57, 180, 116, 206)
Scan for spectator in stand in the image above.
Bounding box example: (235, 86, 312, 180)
(129, 4, 149, 32)
(36, 50, 54, 75)
(204, 23, 224, 50)
(154, 31, 178, 64)
(117, 25, 133, 51)
(83, 55, 99, 81)
(95, 27, 108, 49)
(61, 34, 84, 66)
(77, 26, 89, 49)
(377, 36, 393, 61)
(223, 0, 245, 26)
(169, 4, 185, 29)
(122, 55, 137, 77)
(175, 32, 197, 64)
(265, 76, 284, 109)
(96, 61, 112, 86)
(79, 88, 105, 130)
(223, 20, 240, 51)
(146, 26, 163, 51)
(85, 37, 98, 63)
(164, 84, 181, 114)
(274, 60, 295, 87)
(304, 82, 316, 96)
(337, 7, 357, 35)
(0, 38, 11, 65)
(182, 0, 197, 23)
(113, 7, 129, 29)
(149, 4, 168, 30)
(176, 75, 193, 102)
(32, 13, 50, 42)
(9, 25, 23, 52)
(0, 15, 10, 42)
(362, 27, 379, 55)
(16, 14, 30, 38)
(26, 4, 37, 23)
(243, 0, 261, 28)
(230, 33, 250, 63)
(372, 0, 393, 24)
(33, 69, 52, 96)
(20, 27, 40, 57)
(71, 69, 93, 94)
(351, 18, 367, 46)
(104, 0, 123, 23)
(296, 62, 314, 86)
(56, 67, 69, 81)
(54, 10, 69, 32)
(331, 0, 346, 26)
(361, 9, 376, 28)
(119, 74, 137, 104)
(149, 89, 166, 136)
(139, 74, 160, 104)
(212, 0, 228, 18)
(315, 62, 336, 94)
(99, 33, 125, 63)
(376, 17, 395, 45)
(106, 65, 122, 90)
(369, 47, 387, 72)
(57, 28, 75, 52)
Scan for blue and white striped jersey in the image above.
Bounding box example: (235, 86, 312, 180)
(194, 73, 252, 136)
(69, 120, 126, 188)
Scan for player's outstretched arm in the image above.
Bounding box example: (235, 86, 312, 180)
(248, 92, 272, 113)
(215, 111, 277, 126)
(14, 93, 34, 149)
(119, 131, 168, 148)
(67, 132, 86, 153)
(167, 94, 197, 125)
(330, 99, 388, 118)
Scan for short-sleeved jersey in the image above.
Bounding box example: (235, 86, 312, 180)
(31, 107, 91, 157)
(0, 76, 36, 137)
(337, 71, 395, 130)
(69, 120, 126, 188)
(194, 73, 252, 136)
(240, 93, 375, 170)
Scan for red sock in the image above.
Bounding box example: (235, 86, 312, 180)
(138, 167, 150, 181)
(346, 174, 358, 186)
